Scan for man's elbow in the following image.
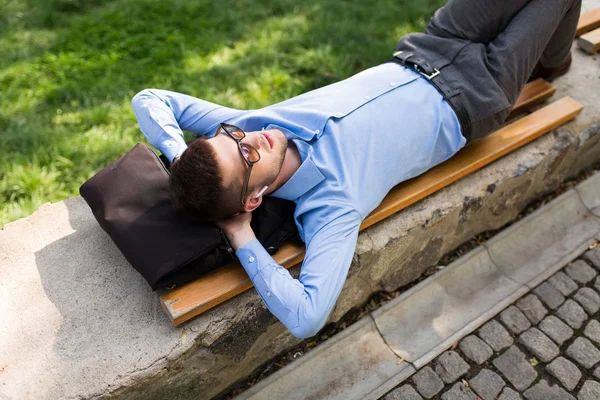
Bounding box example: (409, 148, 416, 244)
(289, 316, 326, 340)
(131, 89, 155, 111)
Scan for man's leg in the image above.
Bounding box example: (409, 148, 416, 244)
(425, 0, 533, 46)
(539, 4, 581, 68)
(394, 0, 582, 141)
(486, 0, 581, 105)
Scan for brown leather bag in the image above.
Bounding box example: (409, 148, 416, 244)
(79, 143, 300, 290)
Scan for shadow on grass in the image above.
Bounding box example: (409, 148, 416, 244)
(0, 0, 446, 226)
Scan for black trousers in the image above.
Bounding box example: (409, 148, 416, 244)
(395, 0, 581, 141)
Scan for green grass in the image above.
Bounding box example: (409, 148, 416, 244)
(0, 0, 445, 227)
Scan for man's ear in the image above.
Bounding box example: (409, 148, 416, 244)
(243, 194, 263, 213)
(243, 185, 268, 213)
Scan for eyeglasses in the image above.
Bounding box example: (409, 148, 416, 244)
(216, 123, 261, 205)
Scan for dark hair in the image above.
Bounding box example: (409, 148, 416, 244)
(169, 137, 242, 222)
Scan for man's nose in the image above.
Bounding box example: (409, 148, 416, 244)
(245, 132, 262, 150)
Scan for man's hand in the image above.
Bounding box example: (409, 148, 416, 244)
(215, 211, 256, 250)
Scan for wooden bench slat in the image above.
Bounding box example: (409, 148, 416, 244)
(161, 241, 306, 325)
(162, 95, 581, 327)
(509, 79, 556, 118)
(577, 8, 600, 37)
(578, 27, 600, 54)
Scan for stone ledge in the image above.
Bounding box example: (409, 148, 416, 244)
(1, 43, 600, 400)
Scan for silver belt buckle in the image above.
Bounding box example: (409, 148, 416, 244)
(423, 68, 440, 80)
(392, 51, 440, 80)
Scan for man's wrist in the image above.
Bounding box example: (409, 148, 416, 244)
(227, 225, 256, 250)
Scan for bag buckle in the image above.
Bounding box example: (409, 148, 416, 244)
(219, 230, 238, 260)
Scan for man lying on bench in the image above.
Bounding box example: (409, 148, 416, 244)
(131, 0, 580, 338)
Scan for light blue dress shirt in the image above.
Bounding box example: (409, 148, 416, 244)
(131, 61, 466, 339)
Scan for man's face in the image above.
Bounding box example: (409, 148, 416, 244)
(208, 128, 288, 201)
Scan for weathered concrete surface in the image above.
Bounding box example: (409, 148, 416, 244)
(237, 316, 415, 400)
(1, 19, 600, 400)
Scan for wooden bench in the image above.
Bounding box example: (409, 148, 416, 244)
(161, 83, 585, 327)
(578, 27, 600, 54)
(509, 78, 555, 117)
(577, 8, 600, 37)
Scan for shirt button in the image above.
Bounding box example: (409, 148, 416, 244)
(315, 129, 320, 134)
(248, 256, 255, 263)
(364, 95, 370, 100)
(266, 291, 271, 297)
(390, 81, 396, 86)
(336, 112, 343, 117)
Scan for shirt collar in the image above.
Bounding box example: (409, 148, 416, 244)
(269, 137, 325, 201)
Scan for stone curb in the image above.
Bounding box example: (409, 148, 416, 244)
(236, 316, 415, 400)
(235, 172, 600, 400)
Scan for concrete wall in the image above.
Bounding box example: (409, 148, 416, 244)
(1, 36, 600, 400)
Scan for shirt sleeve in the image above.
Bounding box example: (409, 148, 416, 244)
(236, 209, 361, 339)
(130, 89, 240, 162)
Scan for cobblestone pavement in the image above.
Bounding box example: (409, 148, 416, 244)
(380, 247, 600, 400)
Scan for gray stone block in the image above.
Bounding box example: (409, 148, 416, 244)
(492, 346, 538, 391)
(584, 320, 600, 343)
(469, 369, 505, 400)
(383, 385, 424, 400)
(574, 287, 600, 314)
(556, 299, 589, 329)
(566, 337, 600, 369)
(459, 335, 493, 365)
(500, 306, 532, 334)
(518, 328, 560, 362)
(523, 380, 575, 400)
(545, 356, 582, 391)
(498, 387, 521, 400)
(516, 295, 548, 324)
(478, 320, 513, 352)
(412, 367, 444, 399)
(434, 351, 470, 384)
(565, 260, 598, 284)
(594, 366, 600, 380)
(440, 382, 478, 400)
(533, 282, 565, 310)
(579, 380, 600, 400)
(548, 271, 579, 296)
(583, 248, 600, 270)
(539, 316, 574, 346)
(594, 276, 600, 293)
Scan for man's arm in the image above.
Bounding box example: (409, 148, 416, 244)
(131, 89, 240, 162)
(220, 208, 362, 339)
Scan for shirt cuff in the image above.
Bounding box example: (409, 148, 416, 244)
(158, 134, 187, 162)
(236, 238, 277, 277)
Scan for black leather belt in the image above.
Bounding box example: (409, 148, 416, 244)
(389, 51, 472, 143)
